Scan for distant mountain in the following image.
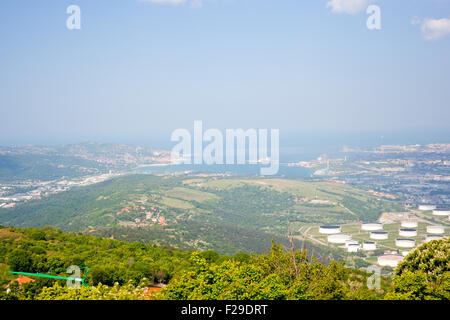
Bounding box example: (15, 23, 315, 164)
(0, 142, 170, 182)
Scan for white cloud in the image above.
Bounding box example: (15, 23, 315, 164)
(421, 18, 450, 40)
(326, 0, 376, 15)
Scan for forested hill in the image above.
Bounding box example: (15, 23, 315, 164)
(1, 226, 449, 300)
(0, 174, 356, 260)
(0, 226, 383, 300)
(0, 226, 197, 287)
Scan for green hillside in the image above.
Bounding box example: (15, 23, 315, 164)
(0, 174, 402, 258)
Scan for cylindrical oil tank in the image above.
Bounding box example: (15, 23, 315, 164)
(378, 255, 403, 268)
(426, 225, 445, 234)
(319, 225, 341, 234)
(395, 238, 415, 248)
(432, 210, 450, 217)
(361, 223, 383, 231)
(418, 205, 436, 211)
(399, 228, 417, 237)
(345, 240, 359, 247)
(347, 244, 360, 253)
(370, 231, 389, 240)
(424, 234, 444, 243)
(327, 233, 352, 244)
(401, 220, 418, 228)
(362, 241, 377, 251)
(401, 250, 412, 257)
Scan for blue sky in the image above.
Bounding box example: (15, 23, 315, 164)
(0, 0, 449, 145)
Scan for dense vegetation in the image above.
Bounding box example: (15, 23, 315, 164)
(1, 227, 449, 300)
(160, 243, 386, 300)
(0, 226, 199, 300)
(385, 238, 450, 300)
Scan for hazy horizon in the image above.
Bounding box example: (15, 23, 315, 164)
(1, 128, 449, 154)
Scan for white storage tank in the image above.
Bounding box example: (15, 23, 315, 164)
(378, 255, 403, 268)
(396, 238, 415, 248)
(347, 244, 360, 253)
(401, 250, 412, 257)
(345, 240, 359, 247)
(361, 223, 383, 231)
(432, 210, 450, 217)
(370, 231, 389, 240)
(418, 205, 436, 211)
(399, 228, 417, 237)
(424, 234, 444, 243)
(319, 225, 341, 234)
(401, 220, 418, 228)
(362, 241, 377, 251)
(327, 233, 352, 244)
(426, 225, 445, 234)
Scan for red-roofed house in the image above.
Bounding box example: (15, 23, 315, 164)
(5, 275, 35, 293)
